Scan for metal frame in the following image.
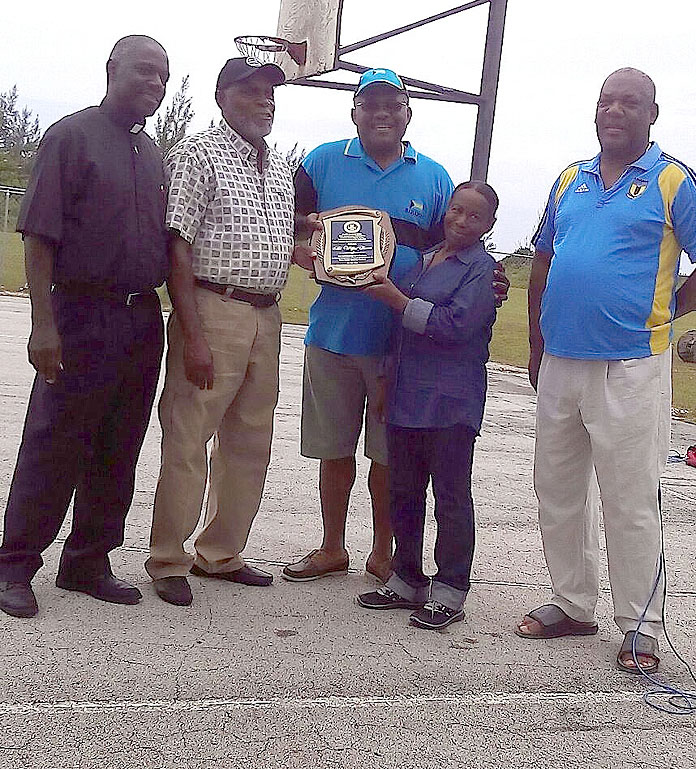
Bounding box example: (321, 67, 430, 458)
(1, 185, 25, 232)
(286, 0, 507, 180)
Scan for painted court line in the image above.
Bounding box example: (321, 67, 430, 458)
(0, 690, 644, 716)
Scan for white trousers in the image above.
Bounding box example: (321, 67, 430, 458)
(534, 350, 671, 639)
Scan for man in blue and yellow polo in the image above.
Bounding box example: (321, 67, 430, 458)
(516, 68, 696, 674)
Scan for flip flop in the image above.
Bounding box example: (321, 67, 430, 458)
(616, 630, 660, 675)
(515, 603, 599, 639)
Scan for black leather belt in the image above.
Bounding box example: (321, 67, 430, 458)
(195, 279, 278, 308)
(54, 283, 157, 306)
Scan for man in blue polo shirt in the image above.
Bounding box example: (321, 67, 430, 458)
(283, 68, 506, 584)
(516, 68, 696, 674)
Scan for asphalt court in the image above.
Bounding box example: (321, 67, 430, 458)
(0, 295, 695, 768)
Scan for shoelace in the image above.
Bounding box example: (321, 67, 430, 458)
(376, 587, 400, 599)
(423, 600, 450, 616)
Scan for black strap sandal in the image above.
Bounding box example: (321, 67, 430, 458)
(515, 603, 598, 639)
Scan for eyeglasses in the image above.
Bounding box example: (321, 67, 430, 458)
(354, 100, 408, 115)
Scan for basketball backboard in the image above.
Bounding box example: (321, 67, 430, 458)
(276, 0, 344, 81)
(273, 0, 507, 181)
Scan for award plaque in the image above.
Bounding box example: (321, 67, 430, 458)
(310, 206, 395, 288)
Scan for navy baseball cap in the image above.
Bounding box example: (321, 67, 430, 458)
(216, 57, 285, 92)
(355, 68, 406, 95)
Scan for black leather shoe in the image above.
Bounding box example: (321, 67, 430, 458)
(190, 563, 273, 586)
(0, 581, 38, 618)
(154, 576, 193, 606)
(56, 573, 142, 604)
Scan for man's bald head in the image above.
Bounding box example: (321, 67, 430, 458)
(595, 67, 658, 162)
(103, 35, 169, 123)
(107, 35, 168, 82)
(602, 68, 656, 105)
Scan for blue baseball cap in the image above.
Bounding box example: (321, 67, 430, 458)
(355, 68, 406, 95)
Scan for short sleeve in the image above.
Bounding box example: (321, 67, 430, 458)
(670, 169, 696, 262)
(16, 124, 73, 243)
(531, 181, 559, 255)
(432, 167, 455, 227)
(165, 140, 211, 244)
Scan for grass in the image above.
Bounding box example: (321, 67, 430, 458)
(2, 232, 696, 421)
(0, 232, 26, 290)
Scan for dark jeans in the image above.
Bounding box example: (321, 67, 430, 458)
(387, 423, 476, 607)
(0, 289, 164, 583)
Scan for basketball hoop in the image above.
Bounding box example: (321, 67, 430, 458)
(234, 35, 307, 67)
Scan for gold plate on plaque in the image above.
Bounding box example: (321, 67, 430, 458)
(311, 206, 395, 288)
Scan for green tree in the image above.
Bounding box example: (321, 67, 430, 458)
(278, 142, 306, 173)
(155, 75, 194, 155)
(0, 85, 41, 187)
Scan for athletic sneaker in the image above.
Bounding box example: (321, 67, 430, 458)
(357, 587, 425, 610)
(410, 600, 465, 630)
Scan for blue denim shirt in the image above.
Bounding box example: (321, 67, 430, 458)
(386, 240, 496, 432)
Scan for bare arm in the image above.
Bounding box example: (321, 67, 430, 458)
(167, 232, 214, 389)
(527, 249, 552, 391)
(675, 271, 696, 319)
(24, 234, 61, 382)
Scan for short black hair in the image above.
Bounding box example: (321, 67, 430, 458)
(603, 67, 656, 104)
(106, 35, 166, 82)
(452, 180, 499, 218)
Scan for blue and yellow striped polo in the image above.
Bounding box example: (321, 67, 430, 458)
(532, 142, 696, 359)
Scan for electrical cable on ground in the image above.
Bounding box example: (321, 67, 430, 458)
(631, 484, 696, 714)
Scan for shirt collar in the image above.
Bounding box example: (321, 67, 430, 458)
(585, 141, 662, 175)
(98, 100, 145, 133)
(221, 121, 267, 165)
(424, 240, 488, 265)
(344, 137, 417, 164)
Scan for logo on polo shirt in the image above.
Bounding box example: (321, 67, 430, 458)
(406, 199, 424, 217)
(627, 180, 648, 199)
(574, 183, 590, 193)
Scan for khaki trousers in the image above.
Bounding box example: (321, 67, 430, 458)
(146, 287, 281, 579)
(534, 350, 671, 639)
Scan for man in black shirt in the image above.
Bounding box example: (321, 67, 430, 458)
(0, 35, 170, 618)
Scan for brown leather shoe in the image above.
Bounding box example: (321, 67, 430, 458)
(281, 549, 349, 582)
(154, 576, 193, 606)
(190, 563, 273, 586)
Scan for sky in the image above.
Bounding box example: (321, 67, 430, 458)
(3, 0, 696, 265)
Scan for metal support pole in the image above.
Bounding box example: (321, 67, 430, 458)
(471, 0, 507, 181)
(338, 0, 489, 56)
(3, 191, 9, 232)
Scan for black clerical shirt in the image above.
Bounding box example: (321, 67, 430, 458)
(17, 104, 168, 292)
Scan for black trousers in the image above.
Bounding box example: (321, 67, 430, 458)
(0, 289, 163, 583)
(388, 423, 476, 600)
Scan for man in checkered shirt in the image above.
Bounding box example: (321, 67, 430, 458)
(145, 57, 294, 606)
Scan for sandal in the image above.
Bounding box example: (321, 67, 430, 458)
(616, 630, 660, 674)
(515, 603, 599, 639)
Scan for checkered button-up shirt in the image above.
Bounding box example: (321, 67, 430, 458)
(165, 123, 294, 292)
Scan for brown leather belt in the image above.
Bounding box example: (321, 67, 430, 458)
(194, 279, 278, 308)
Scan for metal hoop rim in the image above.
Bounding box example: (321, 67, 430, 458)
(234, 35, 290, 53)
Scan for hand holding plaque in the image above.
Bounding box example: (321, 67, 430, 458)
(310, 206, 395, 288)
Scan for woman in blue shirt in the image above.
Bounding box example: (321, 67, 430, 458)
(357, 181, 498, 630)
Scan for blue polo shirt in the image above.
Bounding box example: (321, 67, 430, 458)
(295, 138, 453, 355)
(533, 142, 696, 359)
